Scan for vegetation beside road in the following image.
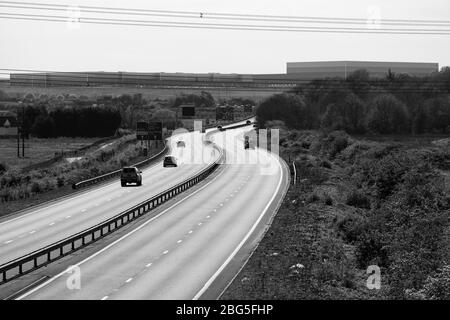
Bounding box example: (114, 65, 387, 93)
(223, 129, 450, 299)
(225, 68, 450, 299)
(0, 137, 101, 168)
(256, 68, 450, 135)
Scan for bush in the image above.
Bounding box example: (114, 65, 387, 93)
(324, 194, 333, 206)
(307, 192, 320, 203)
(56, 177, 65, 187)
(346, 189, 371, 209)
(366, 94, 410, 134)
(30, 181, 42, 194)
(320, 160, 332, 169)
(335, 213, 366, 243)
(0, 162, 7, 174)
(412, 265, 450, 300)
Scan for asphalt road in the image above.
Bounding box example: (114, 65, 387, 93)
(17, 123, 286, 300)
(0, 130, 219, 265)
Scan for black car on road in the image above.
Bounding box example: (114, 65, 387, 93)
(163, 156, 178, 167)
(121, 167, 142, 187)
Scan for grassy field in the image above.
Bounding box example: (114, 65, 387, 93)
(0, 84, 282, 102)
(0, 137, 104, 169)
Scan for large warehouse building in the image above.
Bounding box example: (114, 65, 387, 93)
(286, 61, 439, 79)
(8, 61, 440, 87)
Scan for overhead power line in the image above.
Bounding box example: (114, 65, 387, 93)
(0, 1, 450, 34)
(1, 1, 450, 25)
(1, 12, 450, 35)
(1, 1, 450, 27)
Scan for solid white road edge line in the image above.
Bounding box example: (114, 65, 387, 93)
(192, 151, 283, 300)
(16, 165, 226, 300)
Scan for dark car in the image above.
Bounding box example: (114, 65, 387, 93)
(217, 125, 222, 131)
(163, 156, 178, 167)
(244, 136, 254, 149)
(177, 140, 185, 148)
(246, 120, 252, 125)
(121, 166, 142, 187)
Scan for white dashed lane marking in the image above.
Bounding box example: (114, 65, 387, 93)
(101, 296, 109, 300)
(163, 250, 169, 255)
(49, 222, 55, 226)
(29, 230, 36, 234)
(4, 240, 13, 244)
(177, 240, 182, 243)
(146, 263, 152, 267)
(125, 278, 133, 283)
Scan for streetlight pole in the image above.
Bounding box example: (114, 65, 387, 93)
(21, 101, 25, 157)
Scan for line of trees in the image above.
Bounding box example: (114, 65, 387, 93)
(22, 105, 121, 138)
(257, 68, 450, 135)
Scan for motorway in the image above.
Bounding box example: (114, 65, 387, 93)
(13, 123, 288, 300)
(0, 131, 219, 265)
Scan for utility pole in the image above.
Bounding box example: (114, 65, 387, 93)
(17, 101, 22, 158)
(17, 126, 20, 158)
(21, 102, 25, 157)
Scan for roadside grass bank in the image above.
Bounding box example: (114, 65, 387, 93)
(222, 130, 450, 299)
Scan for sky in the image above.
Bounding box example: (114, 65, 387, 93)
(1, 0, 449, 75)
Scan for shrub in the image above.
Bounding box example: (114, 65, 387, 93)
(320, 160, 332, 169)
(30, 181, 42, 194)
(335, 212, 366, 243)
(366, 94, 410, 134)
(307, 192, 320, 203)
(324, 194, 333, 206)
(0, 162, 7, 174)
(56, 177, 65, 187)
(346, 189, 371, 209)
(412, 265, 450, 300)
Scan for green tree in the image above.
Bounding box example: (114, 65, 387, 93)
(321, 93, 367, 134)
(31, 115, 55, 138)
(256, 93, 308, 129)
(367, 94, 410, 134)
(424, 96, 450, 133)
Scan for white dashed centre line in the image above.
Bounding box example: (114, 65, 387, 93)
(198, 222, 202, 226)
(125, 278, 133, 283)
(163, 250, 169, 255)
(188, 230, 193, 234)
(49, 222, 55, 226)
(65, 216, 71, 219)
(146, 263, 152, 267)
(4, 240, 13, 244)
(177, 240, 182, 243)
(101, 296, 109, 300)
(206, 215, 210, 219)
(29, 230, 36, 234)
(81, 209, 87, 212)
